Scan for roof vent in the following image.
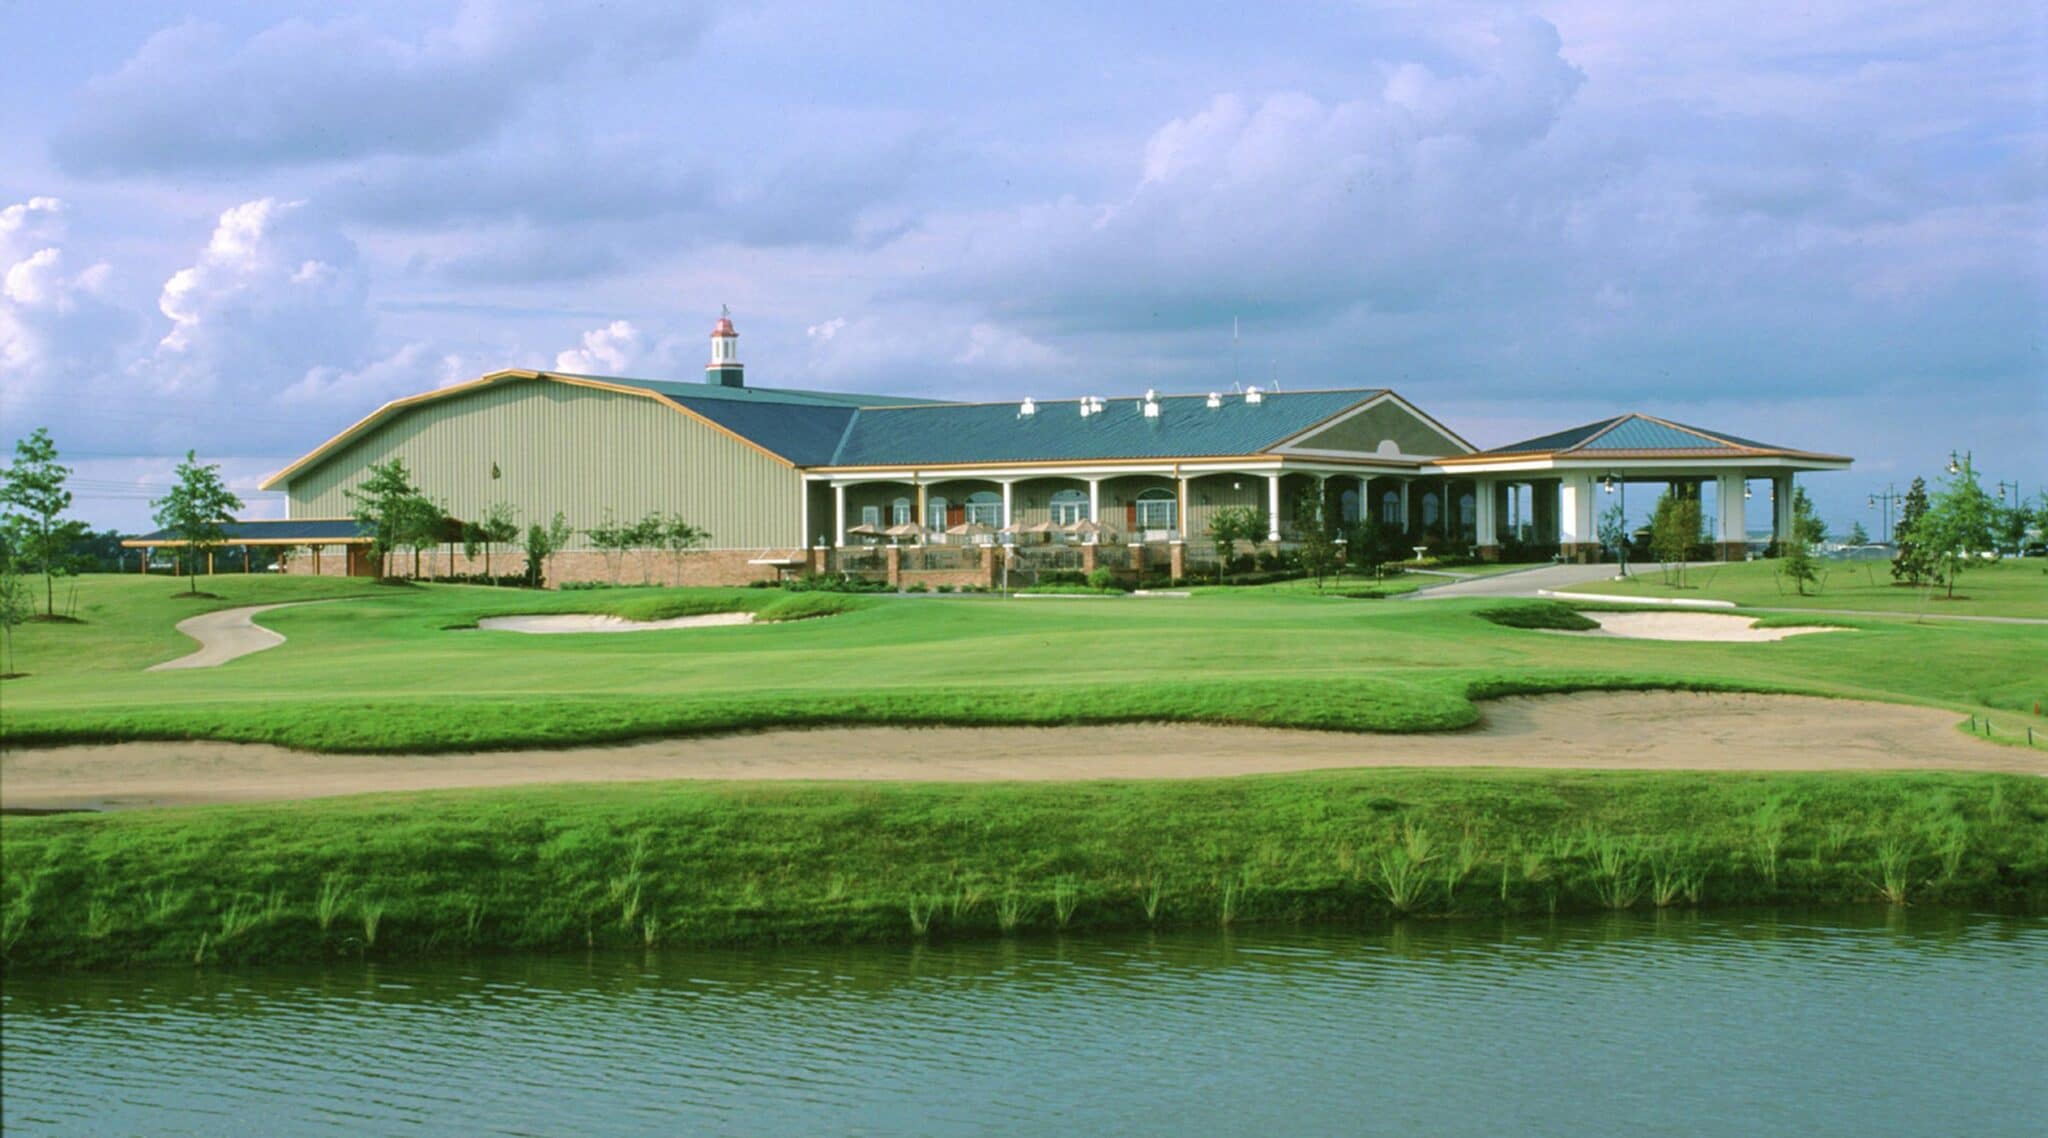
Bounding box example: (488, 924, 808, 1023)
(1245, 385, 1264, 405)
(1143, 396, 1161, 419)
(1078, 397, 1096, 419)
(1019, 397, 1036, 417)
(1205, 392, 1222, 409)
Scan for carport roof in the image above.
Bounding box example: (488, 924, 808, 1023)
(1474, 413, 1848, 461)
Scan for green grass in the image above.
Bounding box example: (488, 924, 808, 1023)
(3, 572, 2044, 750)
(5, 769, 2040, 969)
(1475, 601, 1600, 631)
(1560, 558, 2048, 620)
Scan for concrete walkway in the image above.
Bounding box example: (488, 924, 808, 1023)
(1404, 562, 1620, 599)
(148, 602, 302, 671)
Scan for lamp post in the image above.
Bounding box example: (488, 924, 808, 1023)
(1947, 449, 1973, 478)
(1867, 485, 1903, 545)
(1602, 472, 1627, 576)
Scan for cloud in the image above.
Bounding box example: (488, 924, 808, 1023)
(51, 2, 708, 176)
(553, 318, 692, 376)
(0, 197, 136, 410)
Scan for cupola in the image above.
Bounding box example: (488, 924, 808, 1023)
(707, 306, 744, 387)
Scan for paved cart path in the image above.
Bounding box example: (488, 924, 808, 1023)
(4, 692, 2039, 812)
(146, 602, 309, 671)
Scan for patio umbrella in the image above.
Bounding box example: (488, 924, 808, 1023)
(945, 521, 995, 537)
(884, 523, 924, 541)
(846, 523, 884, 536)
(1064, 519, 1105, 536)
(1023, 521, 1060, 534)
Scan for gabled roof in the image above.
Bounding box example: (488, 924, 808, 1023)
(823, 389, 1386, 468)
(1478, 413, 1848, 461)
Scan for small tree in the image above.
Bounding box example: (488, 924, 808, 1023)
(466, 502, 519, 583)
(150, 451, 246, 595)
(1208, 506, 1257, 582)
(0, 555, 31, 675)
(586, 511, 634, 584)
(1597, 502, 1629, 575)
(660, 513, 710, 585)
(1910, 461, 1996, 599)
(1791, 485, 1827, 546)
(1293, 486, 1340, 591)
(1649, 491, 1703, 587)
(1993, 499, 2030, 555)
(522, 511, 573, 588)
(1891, 476, 1931, 585)
(397, 495, 445, 579)
(347, 459, 424, 578)
(0, 427, 83, 616)
(1845, 521, 1870, 546)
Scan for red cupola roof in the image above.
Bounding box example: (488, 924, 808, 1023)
(712, 315, 736, 337)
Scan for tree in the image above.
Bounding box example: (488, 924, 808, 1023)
(522, 511, 573, 588)
(1649, 490, 1703, 587)
(659, 513, 710, 585)
(347, 459, 425, 578)
(1846, 521, 1870, 546)
(1992, 499, 2031, 555)
(397, 495, 446, 579)
(1791, 485, 1827, 546)
(1780, 530, 1819, 595)
(586, 511, 634, 584)
(1597, 502, 1629, 575)
(1293, 486, 1340, 590)
(1891, 476, 1931, 585)
(1208, 506, 1257, 582)
(0, 428, 83, 616)
(0, 556, 30, 675)
(150, 451, 246, 595)
(1909, 461, 1996, 599)
(465, 502, 519, 583)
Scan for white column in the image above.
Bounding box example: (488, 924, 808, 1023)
(1715, 472, 1745, 549)
(833, 482, 847, 548)
(800, 479, 812, 548)
(1087, 477, 1102, 542)
(1773, 474, 1796, 546)
(1266, 474, 1283, 541)
(1397, 480, 1411, 533)
(1358, 475, 1371, 526)
(1558, 473, 1595, 547)
(1001, 479, 1015, 542)
(1474, 477, 1497, 547)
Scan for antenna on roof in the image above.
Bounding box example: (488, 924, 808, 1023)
(1232, 316, 1240, 391)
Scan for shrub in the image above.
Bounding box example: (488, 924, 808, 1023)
(936, 584, 954, 594)
(901, 582, 930, 594)
(605, 594, 745, 622)
(755, 592, 874, 622)
(1086, 567, 1128, 591)
(1474, 601, 1599, 631)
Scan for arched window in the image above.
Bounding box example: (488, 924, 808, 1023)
(891, 497, 912, 527)
(966, 491, 1003, 529)
(1459, 493, 1475, 530)
(926, 496, 948, 530)
(1422, 492, 1440, 528)
(1135, 487, 1176, 532)
(1381, 490, 1402, 526)
(1339, 488, 1360, 525)
(1049, 488, 1089, 525)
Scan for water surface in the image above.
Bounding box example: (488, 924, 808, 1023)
(5, 908, 2043, 1136)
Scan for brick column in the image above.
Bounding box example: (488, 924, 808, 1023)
(1130, 543, 1146, 573)
(981, 544, 998, 587)
(1080, 544, 1098, 573)
(1169, 541, 1186, 580)
(886, 545, 902, 588)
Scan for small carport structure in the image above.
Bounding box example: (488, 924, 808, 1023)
(121, 518, 376, 577)
(1433, 414, 1852, 562)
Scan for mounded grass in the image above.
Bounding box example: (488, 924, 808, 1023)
(5, 769, 2041, 970)
(1475, 600, 1601, 631)
(1561, 557, 2048, 619)
(3, 573, 2044, 749)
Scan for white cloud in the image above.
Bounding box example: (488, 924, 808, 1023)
(806, 317, 847, 340)
(955, 322, 1061, 369)
(553, 319, 692, 377)
(0, 196, 133, 409)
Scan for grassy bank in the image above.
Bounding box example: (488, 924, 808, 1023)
(1560, 557, 2048, 619)
(4, 770, 2042, 970)
(5, 575, 2044, 750)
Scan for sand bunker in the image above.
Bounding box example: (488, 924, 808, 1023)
(1567, 611, 1848, 642)
(3, 692, 2032, 813)
(477, 612, 754, 634)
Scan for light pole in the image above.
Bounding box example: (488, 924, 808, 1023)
(1867, 485, 1903, 545)
(1602, 472, 1627, 576)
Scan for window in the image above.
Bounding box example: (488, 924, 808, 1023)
(1050, 488, 1089, 525)
(1135, 488, 1176, 532)
(1421, 493, 1440, 528)
(926, 496, 948, 529)
(892, 498, 912, 527)
(1458, 493, 1475, 530)
(966, 491, 1003, 529)
(861, 505, 880, 528)
(1381, 491, 1402, 526)
(1340, 488, 1360, 525)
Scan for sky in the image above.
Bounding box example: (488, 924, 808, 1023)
(2, 0, 2043, 533)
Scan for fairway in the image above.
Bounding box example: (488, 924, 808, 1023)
(1560, 557, 2048, 620)
(2, 572, 2043, 753)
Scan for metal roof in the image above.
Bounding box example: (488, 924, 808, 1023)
(822, 389, 1386, 467)
(1482, 413, 1820, 458)
(126, 518, 368, 545)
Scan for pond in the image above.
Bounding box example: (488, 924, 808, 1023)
(4, 908, 2042, 1136)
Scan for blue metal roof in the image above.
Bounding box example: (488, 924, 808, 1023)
(825, 389, 1384, 467)
(667, 397, 859, 465)
(1484, 413, 1803, 456)
(129, 518, 368, 544)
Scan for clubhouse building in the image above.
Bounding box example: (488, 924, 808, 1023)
(131, 313, 1852, 586)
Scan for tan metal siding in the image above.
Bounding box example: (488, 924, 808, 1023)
(284, 380, 802, 550)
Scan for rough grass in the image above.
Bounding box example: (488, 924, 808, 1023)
(5, 769, 2040, 970)
(1561, 558, 2048, 619)
(1474, 600, 1601, 631)
(753, 593, 875, 622)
